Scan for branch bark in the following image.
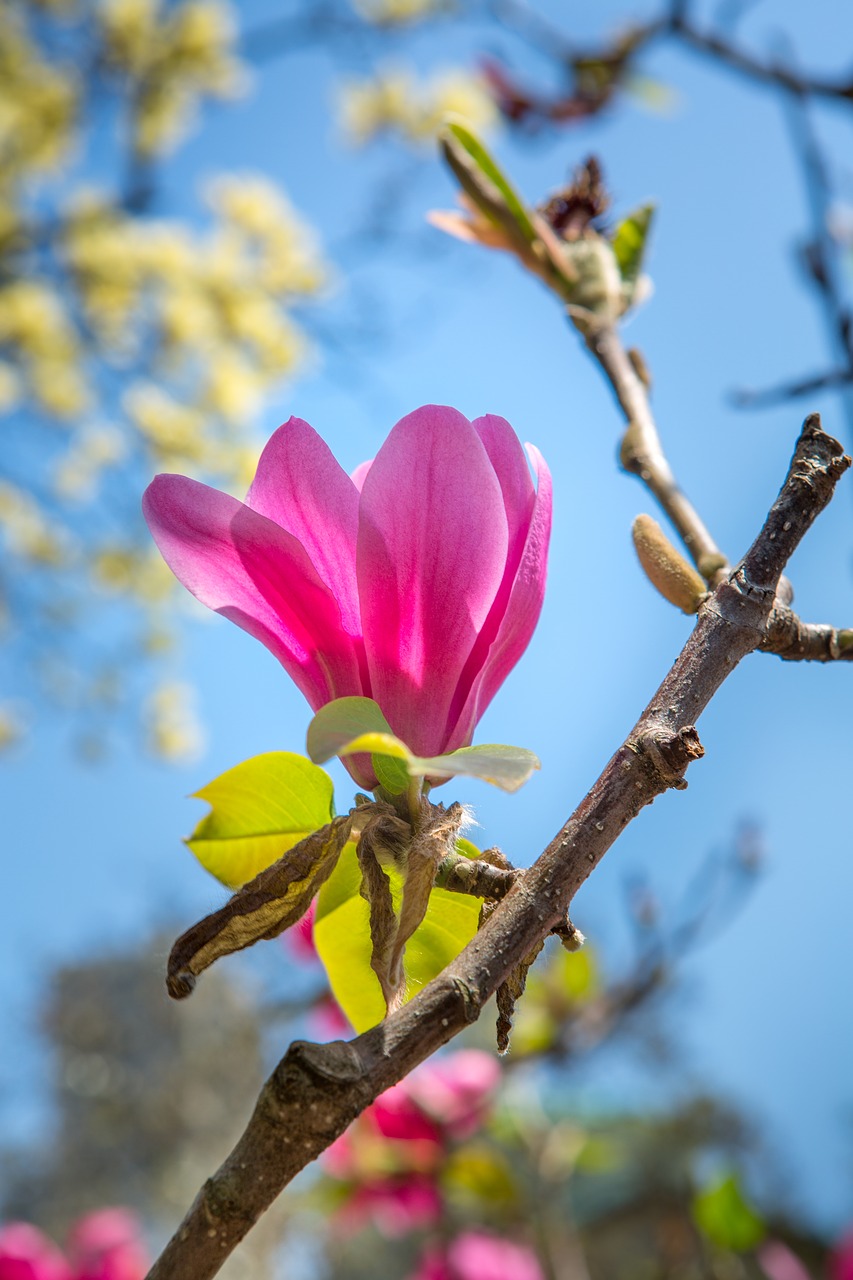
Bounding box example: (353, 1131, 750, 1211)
(145, 415, 849, 1280)
(585, 323, 727, 579)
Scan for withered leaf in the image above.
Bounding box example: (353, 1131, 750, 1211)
(167, 814, 353, 999)
(390, 802, 465, 989)
(496, 936, 546, 1055)
(356, 820, 400, 1013)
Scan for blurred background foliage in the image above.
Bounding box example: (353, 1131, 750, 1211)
(0, 901, 843, 1279)
(0, 0, 325, 761)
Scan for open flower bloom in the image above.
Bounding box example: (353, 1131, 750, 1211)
(143, 405, 551, 785)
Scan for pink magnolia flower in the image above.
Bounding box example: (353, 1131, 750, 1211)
(143, 406, 551, 786)
(0, 1225, 71, 1280)
(343, 1177, 443, 1238)
(410, 1232, 545, 1280)
(287, 900, 319, 961)
(409, 1050, 501, 1140)
(323, 1051, 501, 1238)
(831, 1229, 853, 1280)
(65, 1210, 148, 1280)
(757, 1241, 812, 1280)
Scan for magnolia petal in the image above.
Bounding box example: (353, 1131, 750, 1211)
(246, 418, 361, 636)
(357, 405, 509, 759)
(443, 416, 538, 748)
(143, 475, 363, 710)
(351, 459, 373, 492)
(447, 442, 552, 749)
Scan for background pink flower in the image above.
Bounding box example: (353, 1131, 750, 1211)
(65, 1210, 148, 1280)
(143, 406, 551, 785)
(322, 1051, 500, 1237)
(831, 1229, 853, 1280)
(757, 1240, 812, 1280)
(409, 1050, 501, 1140)
(0, 1225, 72, 1280)
(410, 1232, 545, 1280)
(342, 1178, 443, 1238)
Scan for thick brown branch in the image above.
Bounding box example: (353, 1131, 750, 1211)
(146, 416, 847, 1280)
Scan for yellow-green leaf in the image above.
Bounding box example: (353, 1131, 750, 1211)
(612, 202, 655, 292)
(186, 752, 335, 889)
(442, 117, 537, 244)
(314, 842, 481, 1032)
(692, 1174, 766, 1252)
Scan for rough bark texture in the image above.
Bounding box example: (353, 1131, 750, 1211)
(146, 417, 849, 1280)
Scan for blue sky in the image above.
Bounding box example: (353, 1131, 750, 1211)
(2, 0, 852, 1239)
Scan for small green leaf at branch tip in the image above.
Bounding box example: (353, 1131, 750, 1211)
(692, 1175, 766, 1253)
(311, 702, 540, 793)
(837, 628, 853, 651)
(424, 743, 540, 792)
(632, 513, 707, 615)
(440, 117, 537, 244)
(186, 752, 334, 889)
(306, 696, 396, 764)
(612, 202, 655, 290)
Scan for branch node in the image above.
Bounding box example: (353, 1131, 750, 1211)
(288, 1040, 364, 1085)
(451, 976, 482, 1023)
(636, 724, 704, 790)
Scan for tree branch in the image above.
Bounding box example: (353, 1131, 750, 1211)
(761, 607, 853, 662)
(145, 414, 848, 1280)
(669, 15, 853, 104)
(584, 324, 728, 580)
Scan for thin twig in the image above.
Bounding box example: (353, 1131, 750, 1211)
(733, 367, 853, 409)
(584, 324, 728, 580)
(761, 607, 853, 662)
(669, 16, 853, 104)
(145, 415, 849, 1280)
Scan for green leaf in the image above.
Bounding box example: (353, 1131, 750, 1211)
(372, 750, 411, 795)
(308, 699, 540, 793)
(307, 696, 394, 761)
(314, 842, 481, 1032)
(692, 1175, 766, 1252)
(611, 202, 655, 292)
(422, 743, 540, 792)
(557, 946, 599, 1002)
(186, 752, 334, 889)
(441, 118, 537, 244)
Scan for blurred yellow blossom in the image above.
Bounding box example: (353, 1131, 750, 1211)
(53, 425, 127, 501)
(101, 0, 248, 154)
(202, 348, 263, 424)
(0, 702, 26, 753)
(144, 680, 204, 761)
(125, 383, 207, 462)
(0, 18, 78, 174)
(0, 361, 22, 413)
(0, 481, 70, 564)
(352, 0, 451, 24)
(92, 545, 175, 602)
(0, 2, 324, 757)
(340, 64, 497, 145)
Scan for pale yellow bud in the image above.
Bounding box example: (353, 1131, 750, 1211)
(632, 514, 707, 615)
